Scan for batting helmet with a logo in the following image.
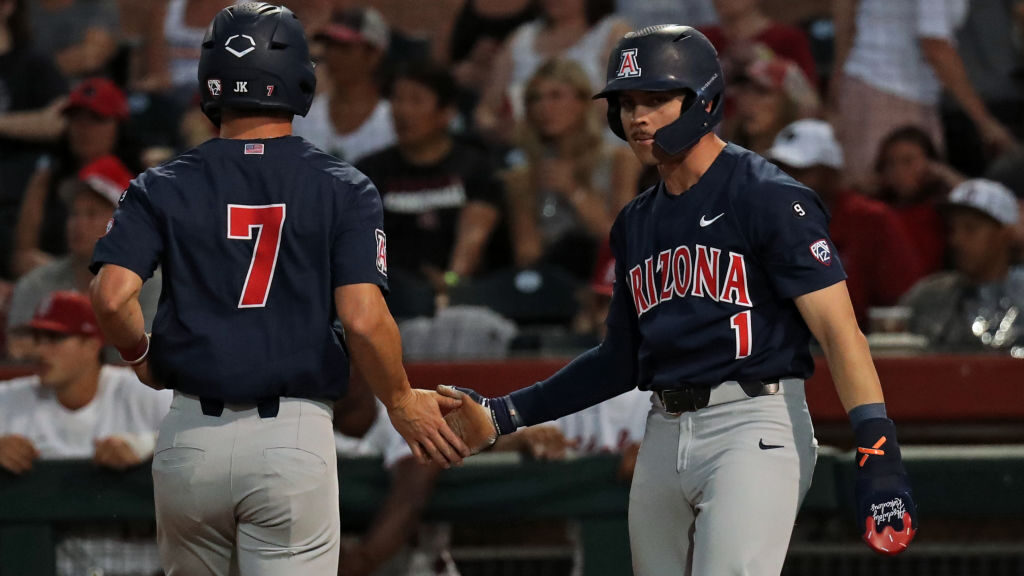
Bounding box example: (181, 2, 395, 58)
(198, 2, 316, 125)
(594, 25, 724, 156)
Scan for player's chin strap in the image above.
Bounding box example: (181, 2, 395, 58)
(851, 406, 917, 555)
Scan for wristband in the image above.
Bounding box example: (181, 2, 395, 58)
(118, 334, 150, 366)
(849, 402, 887, 430)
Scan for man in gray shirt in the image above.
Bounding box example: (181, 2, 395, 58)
(6, 155, 159, 359)
(901, 179, 1023, 351)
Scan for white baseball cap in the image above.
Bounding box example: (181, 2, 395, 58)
(943, 178, 1020, 226)
(766, 119, 844, 170)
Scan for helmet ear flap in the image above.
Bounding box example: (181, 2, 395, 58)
(606, 97, 626, 141)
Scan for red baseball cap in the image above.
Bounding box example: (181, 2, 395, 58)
(65, 78, 129, 121)
(315, 7, 389, 51)
(25, 291, 102, 339)
(74, 155, 134, 206)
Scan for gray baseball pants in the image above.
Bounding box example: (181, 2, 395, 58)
(629, 379, 817, 576)
(152, 392, 340, 575)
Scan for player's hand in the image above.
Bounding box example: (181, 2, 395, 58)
(854, 418, 917, 555)
(517, 425, 572, 460)
(93, 437, 145, 470)
(387, 388, 469, 468)
(437, 385, 500, 455)
(131, 358, 164, 391)
(0, 435, 39, 475)
(337, 544, 374, 576)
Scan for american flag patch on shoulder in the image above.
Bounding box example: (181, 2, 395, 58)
(244, 143, 265, 155)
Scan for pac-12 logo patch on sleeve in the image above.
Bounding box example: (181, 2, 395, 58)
(617, 48, 641, 78)
(375, 229, 387, 275)
(809, 239, 832, 266)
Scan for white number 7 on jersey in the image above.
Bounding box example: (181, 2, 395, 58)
(227, 204, 286, 308)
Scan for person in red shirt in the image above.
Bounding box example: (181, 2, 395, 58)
(874, 126, 962, 275)
(700, 0, 818, 90)
(768, 120, 923, 329)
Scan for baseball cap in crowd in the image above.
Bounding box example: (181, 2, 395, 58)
(942, 178, 1020, 227)
(64, 77, 129, 121)
(24, 291, 102, 339)
(315, 7, 389, 51)
(766, 119, 844, 170)
(61, 155, 134, 206)
(736, 57, 819, 117)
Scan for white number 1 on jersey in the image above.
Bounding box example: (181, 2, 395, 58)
(227, 204, 286, 308)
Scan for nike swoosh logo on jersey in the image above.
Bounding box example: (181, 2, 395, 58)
(699, 213, 725, 227)
(759, 439, 784, 450)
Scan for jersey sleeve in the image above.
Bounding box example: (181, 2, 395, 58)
(331, 171, 390, 292)
(745, 180, 847, 300)
(90, 176, 163, 280)
(605, 212, 639, 330)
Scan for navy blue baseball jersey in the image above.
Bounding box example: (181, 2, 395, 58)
(607, 143, 846, 390)
(91, 136, 388, 402)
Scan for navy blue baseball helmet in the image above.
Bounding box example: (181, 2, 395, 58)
(594, 25, 724, 156)
(198, 2, 316, 125)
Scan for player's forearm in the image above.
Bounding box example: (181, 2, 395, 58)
(90, 267, 148, 352)
(344, 308, 413, 409)
(509, 325, 637, 427)
(819, 325, 884, 412)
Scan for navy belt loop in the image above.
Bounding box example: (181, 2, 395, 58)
(257, 398, 280, 418)
(200, 397, 225, 417)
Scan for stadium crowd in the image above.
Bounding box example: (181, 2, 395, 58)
(0, 0, 1023, 575)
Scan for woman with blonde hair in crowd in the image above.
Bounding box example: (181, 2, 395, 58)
(504, 58, 641, 280)
(728, 55, 820, 157)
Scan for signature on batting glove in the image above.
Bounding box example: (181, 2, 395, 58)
(854, 418, 917, 555)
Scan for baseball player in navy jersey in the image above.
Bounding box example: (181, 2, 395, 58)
(87, 4, 469, 575)
(441, 26, 916, 575)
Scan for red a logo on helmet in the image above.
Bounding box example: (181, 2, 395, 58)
(617, 49, 641, 79)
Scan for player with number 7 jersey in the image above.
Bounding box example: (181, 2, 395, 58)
(87, 4, 468, 575)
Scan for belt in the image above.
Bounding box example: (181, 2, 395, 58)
(200, 397, 280, 418)
(654, 380, 782, 415)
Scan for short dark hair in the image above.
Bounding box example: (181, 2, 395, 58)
(875, 125, 941, 173)
(393, 60, 457, 109)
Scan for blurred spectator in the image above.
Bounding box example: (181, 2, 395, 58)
(833, 0, 1017, 191)
(358, 0, 463, 64)
(334, 400, 458, 576)
(0, 0, 68, 279)
(448, 0, 538, 118)
(12, 77, 139, 277)
(984, 146, 1024, 249)
(728, 56, 819, 156)
(700, 0, 817, 92)
(571, 242, 614, 344)
(0, 291, 170, 576)
(474, 0, 630, 140)
(616, 0, 718, 30)
(943, 0, 1024, 177)
(901, 179, 1024, 351)
(767, 119, 922, 329)
(178, 93, 217, 150)
(6, 155, 160, 360)
(356, 62, 507, 292)
(496, 388, 650, 574)
(874, 126, 962, 275)
(293, 7, 396, 164)
(133, 0, 234, 103)
(28, 0, 119, 80)
(504, 59, 641, 280)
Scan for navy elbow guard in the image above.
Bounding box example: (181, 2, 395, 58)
(854, 418, 917, 554)
(454, 387, 519, 436)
